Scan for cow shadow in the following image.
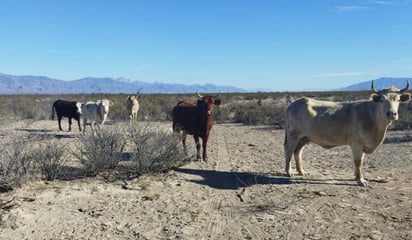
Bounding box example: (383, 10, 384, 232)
(15, 128, 78, 139)
(56, 166, 88, 180)
(384, 135, 412, 144)
(174, 168, 355, 190)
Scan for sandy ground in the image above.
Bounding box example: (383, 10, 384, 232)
(1, 120, 411, 240)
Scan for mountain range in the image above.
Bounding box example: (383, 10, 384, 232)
(0, 73, 411, 94)
(338, 77, 412, 91)
(0, 73, 246, 94)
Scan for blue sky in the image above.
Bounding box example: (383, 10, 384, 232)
(1, 0, 412, 91)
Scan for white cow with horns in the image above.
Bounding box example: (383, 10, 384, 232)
(284, 81, 410, 186)
(82, 99, 110, 135)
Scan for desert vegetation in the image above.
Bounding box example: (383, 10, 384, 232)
(1, 90, 411, 191)
(1, 90, 411, 127)
(1, 91, 411, 239)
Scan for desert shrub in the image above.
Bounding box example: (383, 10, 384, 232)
(3, 91, 412, 130)
(127, 124, 190, 176)
(74, 127, 128, 175)
(139, 94, 186, 121)
(213, 104, 233, 123)
(232, 101, 280, 125)
(0, 137, 35, 192)
(31, 139, 68, 181)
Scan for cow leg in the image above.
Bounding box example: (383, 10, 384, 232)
(284, 134, 298, 177)
(76, 118, 82, 132)
(181, 133, 187, 154)
(194, 136, 201, 161)
(351, 145, 367, 186)
(58, 117, 63, 131)
(68, 117, 72, 131)
(294, 142, 306, 176)
(91, 122, 96, 136)
(130, 113, 135, 123)
(202, 137, 208, 161)
(83, 118, 87, 134)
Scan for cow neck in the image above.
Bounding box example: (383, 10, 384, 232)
(198, 102, 213, 124)
(365, 101, 392, 133)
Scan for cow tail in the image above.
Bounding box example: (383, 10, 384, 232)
(283, 108, 289, 147)
(51, 102, 56, 120)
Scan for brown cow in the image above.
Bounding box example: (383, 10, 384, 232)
(284, 81, 410, 186)
(172, 93, 221, 161)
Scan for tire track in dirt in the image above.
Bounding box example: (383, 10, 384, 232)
(194, 125, 270, 239)
(192, 126, 239, 239)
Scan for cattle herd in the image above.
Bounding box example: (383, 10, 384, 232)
(51, 81, 411, 186)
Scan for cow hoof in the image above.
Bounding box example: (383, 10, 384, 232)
(297, 170, 307, 176)
(356, 179, 368, 187)
(285, 172, 293, 177)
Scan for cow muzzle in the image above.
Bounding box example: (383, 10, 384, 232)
(387, 111, 398, 120)
(207, 110, 212, 116)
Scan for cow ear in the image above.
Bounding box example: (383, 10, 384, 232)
(400, 93, 411, 102)
(371, 94, 381, 102)
(214, 99, 221, 106)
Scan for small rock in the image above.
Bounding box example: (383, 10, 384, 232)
(142, 194, 160, 201)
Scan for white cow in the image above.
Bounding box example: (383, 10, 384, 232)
(284, 81, 410, 186)
(82, 99, 110, 134)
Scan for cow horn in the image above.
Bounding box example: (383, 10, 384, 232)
(214, 93, 220, 98)
(400, 81, 410, 93)
(197, 92, 203, 98)
(371, 81, 378, 93)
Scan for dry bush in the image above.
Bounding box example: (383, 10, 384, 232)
(231, 101, 282, 125)
(127, 124, 191, 176)
(0, 137, 36, 192)
(73, 127, 128, 176)
(2, 92, 411, 130)
(73, 123, 190, 178)
(31, 138, 68, 181)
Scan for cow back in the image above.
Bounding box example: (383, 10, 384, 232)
(52, 99, 81, 119)
(172, 97, 219, 137)
(173, 103, 208, 134)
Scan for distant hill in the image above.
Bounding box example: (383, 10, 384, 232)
(339, 77, 412, 91)
(2, 73, 411, 94)
(0, 73, 246, 94)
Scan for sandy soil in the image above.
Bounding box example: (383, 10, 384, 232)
(1, 120, 411, 240)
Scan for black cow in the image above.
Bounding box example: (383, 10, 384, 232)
(51, 99, 83, 131)
(172, 94, 221, 161)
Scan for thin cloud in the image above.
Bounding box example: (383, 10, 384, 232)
(311, 72, 366, 78)
(334, 6, 370, 12)
(369, 0, 412, 6)
(369, 1, 393, 5)
(331, 0, 409, 12)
